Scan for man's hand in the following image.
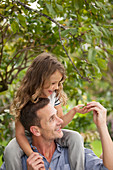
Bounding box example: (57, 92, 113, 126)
(85, 102, 107, 128)
(27, 152, 45, 170)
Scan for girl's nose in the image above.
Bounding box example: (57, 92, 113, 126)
(54, 83, 58, 90)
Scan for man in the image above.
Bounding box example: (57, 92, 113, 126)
(1, 98, 113, 170)
(20, 98, 70, 170)
(20, 98, 113, 170)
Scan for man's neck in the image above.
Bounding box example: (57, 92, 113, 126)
(32, 138, 56, 163)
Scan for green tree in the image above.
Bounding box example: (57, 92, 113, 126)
(0, 0, 113, 159)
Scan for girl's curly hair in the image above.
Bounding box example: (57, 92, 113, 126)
(10, 52, 67, 121)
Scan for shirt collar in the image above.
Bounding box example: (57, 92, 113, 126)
(31, 142, 62, 152)
(31, 142, 62, 158)
(56, 142, 62, 153)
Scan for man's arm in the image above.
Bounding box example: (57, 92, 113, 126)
(86, 102, 113, 170)
(27, 152, 45, 170)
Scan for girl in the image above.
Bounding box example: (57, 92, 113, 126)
(4, 52, 86, 170)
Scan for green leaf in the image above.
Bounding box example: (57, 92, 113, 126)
(106, 48, 113, 55)
(95, 1, 106, 11)
(73, 0, 83, 10)
(69, 28, 77, 35)
(85, 34, 92, 44)
(5, 4, 13, 11)
(61, 29, 70, 37)
(92, 64, 102, 79)
(45, 3, 56, 16)
(103, 25, 113, 29)
(96, 58, 107, 70)
(61, 28, 77, 37)
(101, 27, 110, 38)
(88, 48, 97, 63)
(92, 24, 101, 36)
(17, 14, 26, 28)
(55, 3, 63, 11)
(70, 14, 77, 17)
(11, 21, 19, 33)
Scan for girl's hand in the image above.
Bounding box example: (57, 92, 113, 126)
(27, 152, 45, 170)
(74, 104, 88, 114)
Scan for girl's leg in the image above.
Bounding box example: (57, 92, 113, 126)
(56, 129, 84, 170)
(4, 138, 23, 170)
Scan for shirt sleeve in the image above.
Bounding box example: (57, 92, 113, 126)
(54, 96, 60, 106)
(21, 154, 27, 170)
(0, 162, 6, 170)
(85, 148, 108, 170)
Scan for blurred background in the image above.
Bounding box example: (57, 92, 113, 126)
(0, 0, 113, 166)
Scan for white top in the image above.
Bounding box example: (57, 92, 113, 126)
(48, 92, 60, 107)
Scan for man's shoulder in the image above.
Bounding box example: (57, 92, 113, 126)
(84, 148, 108, 170)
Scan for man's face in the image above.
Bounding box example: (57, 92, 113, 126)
(37, 103, 63, 141)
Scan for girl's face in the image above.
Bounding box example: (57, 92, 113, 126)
(42, 70, 63, 97)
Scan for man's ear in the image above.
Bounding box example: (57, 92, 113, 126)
(30, 126, 40, 136)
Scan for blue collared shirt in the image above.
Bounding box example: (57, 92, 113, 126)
(22, 143, 70, 170)
(0, 144, 108, 170)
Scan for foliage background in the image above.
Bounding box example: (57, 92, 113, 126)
(0, 0, 113, 164)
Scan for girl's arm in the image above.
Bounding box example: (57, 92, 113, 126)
(55, 103, 86, 128)
(15, 120, 33, 156)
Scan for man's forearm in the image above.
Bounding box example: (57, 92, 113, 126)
(99, 124, 113, 170)
(86, 102, 113, 170)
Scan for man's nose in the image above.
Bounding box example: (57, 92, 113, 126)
(56, 115, 63, 124)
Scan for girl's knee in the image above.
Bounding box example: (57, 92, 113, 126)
(60, 130, 84, 147)
(63, 130, 83, 143)
(69, 131, 83, 143)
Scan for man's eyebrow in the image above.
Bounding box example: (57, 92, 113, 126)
(49, 110, 57, 120)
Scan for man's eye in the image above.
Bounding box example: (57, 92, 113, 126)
(49, 116, 54, 122)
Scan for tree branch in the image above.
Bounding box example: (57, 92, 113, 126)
(58, 26, 90, 82)
(6, 46, 34, 68)
(0, 23, 9, 65)
(0, 29, 4, 66)
(16, 0, 77, 39)
(15, 0, 90, 82)
(4, 32, 14, 46)
(16, 0, 65, 30)
(0, 14, 7, 19)
(0, 71, 8, 92)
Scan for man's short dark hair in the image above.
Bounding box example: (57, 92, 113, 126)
(20, 98, 50, 133)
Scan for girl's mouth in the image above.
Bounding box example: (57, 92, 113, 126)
(48, 90, 53, 94)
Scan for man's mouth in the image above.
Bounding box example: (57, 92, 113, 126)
(56, 126, 61, 132)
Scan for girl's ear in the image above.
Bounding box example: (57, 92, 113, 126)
(30, 126, 40, 136)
